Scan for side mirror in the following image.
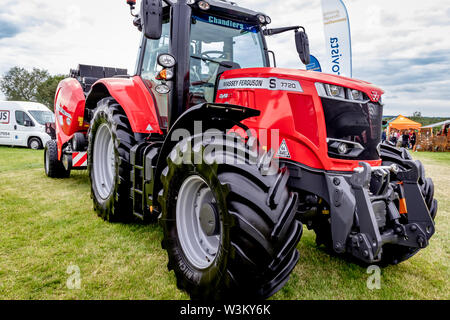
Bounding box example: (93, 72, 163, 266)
(295, 30, 311, 65)
(24, 120, 33, 127)
(141, 0, 163, 40)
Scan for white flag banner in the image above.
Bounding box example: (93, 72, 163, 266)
(321, 0, 352, 77)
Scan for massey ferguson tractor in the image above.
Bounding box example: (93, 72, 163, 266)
(44, 0, 438, 300)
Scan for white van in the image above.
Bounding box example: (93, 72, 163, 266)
(0, 101, 54, 149)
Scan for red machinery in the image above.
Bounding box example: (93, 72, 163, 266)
(44, 0, 437, 300)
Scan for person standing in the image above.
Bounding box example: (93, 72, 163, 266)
(402, 130, 410, 148)
(382, 129, 387, 143)
(411, 131, 417, 151)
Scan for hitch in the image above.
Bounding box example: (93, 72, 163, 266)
(325, 161, 435, 264)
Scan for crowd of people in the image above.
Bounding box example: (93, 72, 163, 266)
(382, 129, 417, 150)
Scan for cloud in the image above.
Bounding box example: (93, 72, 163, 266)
(0, 0, 449, 116)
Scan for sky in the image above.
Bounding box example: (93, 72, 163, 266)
(0, 0, 449, 116)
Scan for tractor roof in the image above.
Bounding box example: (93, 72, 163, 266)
(194, 0, 266, 24)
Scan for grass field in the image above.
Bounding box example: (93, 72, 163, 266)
(0, 146, 448, 300)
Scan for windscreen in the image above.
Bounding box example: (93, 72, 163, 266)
(29, 110, 55, 125)
(189, 12, 267, 103)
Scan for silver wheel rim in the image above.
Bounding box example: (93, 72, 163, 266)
(93, 124, 115, 200)
(176, 175, 221, 270)
(30, 140, 39, 149)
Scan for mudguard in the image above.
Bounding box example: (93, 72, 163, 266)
(54, 78, 88, 159)
(85, 76, 163, 136)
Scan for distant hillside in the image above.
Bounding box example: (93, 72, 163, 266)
(383, 116, 450, 127)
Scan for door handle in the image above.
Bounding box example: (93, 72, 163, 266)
(14, 125, 17, 130)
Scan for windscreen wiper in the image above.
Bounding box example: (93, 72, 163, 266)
(190, 55, 233, 68)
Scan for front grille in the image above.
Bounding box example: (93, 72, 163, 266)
(321, 98, 383, 160)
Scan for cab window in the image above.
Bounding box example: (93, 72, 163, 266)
(140, 21, 171, 127)
(189, 13, 267, 104)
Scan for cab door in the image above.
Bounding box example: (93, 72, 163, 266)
(0, 109, 12, 145)
(139, 21, 171, 129)
(13, 110, 35, 147)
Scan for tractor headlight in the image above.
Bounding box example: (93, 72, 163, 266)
(315, 82, 369, 103)
(157, 54, 176, 68)
(351, 89, 363, 101)
(327, 138, 364, 158)
(198, 1, 210, 10)
(329, 85, 345, 98)
(337, 142, 348, 155)
(257, 15, 266, 24)
(155, 84, 171, 94)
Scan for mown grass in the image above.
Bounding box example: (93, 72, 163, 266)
(0, 146, 448, 300)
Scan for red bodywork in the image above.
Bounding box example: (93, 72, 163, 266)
(54, 76, 163, 159)
(216, 68, 384, 172)
(56, 67, 383, 172)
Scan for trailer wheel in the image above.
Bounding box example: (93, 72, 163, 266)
(88, 98, 136, 222)
(44, 140, 70, 178)
(159, 133, 302, 300)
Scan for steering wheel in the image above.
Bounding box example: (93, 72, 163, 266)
(201, 51, 227, 61)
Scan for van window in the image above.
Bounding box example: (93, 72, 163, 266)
(15, 111, 34, 127)
(29, 110, 55, 125)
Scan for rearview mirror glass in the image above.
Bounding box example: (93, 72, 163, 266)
(141, 0, 163, 40)
(295, 30, 311, 65)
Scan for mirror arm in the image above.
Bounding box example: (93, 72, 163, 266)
(267, 50, 277, 67)
(264, 26, 305, 36)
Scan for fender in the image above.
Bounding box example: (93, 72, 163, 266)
(54, 78, 88, 159)
(85, 76, 163, 135)
(152, 103, 260, 206)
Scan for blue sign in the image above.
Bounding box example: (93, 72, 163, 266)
(193, 13, 259, 33)
(306, 55, 322, 72)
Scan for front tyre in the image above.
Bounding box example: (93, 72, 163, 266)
(88, 98, 136, 222)
(159, 134, 302, 300)
(380, 145, 437, 265)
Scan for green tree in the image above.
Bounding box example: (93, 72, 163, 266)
(0, 67, 65, 111)
(36, 75, 66, 111)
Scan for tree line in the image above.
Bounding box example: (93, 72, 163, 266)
(0, 67, 66, 111)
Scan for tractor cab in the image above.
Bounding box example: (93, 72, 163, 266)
(132, 0, 309, 128)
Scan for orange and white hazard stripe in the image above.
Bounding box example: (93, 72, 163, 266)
(72, 152, 88, 168)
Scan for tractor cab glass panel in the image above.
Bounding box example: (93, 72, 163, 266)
(141, 21, 170, 127)
(189, 13, 267, 104)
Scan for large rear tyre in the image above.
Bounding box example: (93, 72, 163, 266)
(88, 98, 136, 222)
(159, 133, 302, 300)
(44, 140, 70, 178)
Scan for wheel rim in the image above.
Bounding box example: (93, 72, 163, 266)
(30, 140, 39, 149)
(176, 175, 221, 270)
(93, 124, 115, 200)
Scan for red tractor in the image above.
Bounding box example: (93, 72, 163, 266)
(44, 0, 437, 300)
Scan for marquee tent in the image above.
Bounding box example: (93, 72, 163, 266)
(388, 115, 422, 132)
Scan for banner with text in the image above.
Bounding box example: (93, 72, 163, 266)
(321, 0, 352, 77)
